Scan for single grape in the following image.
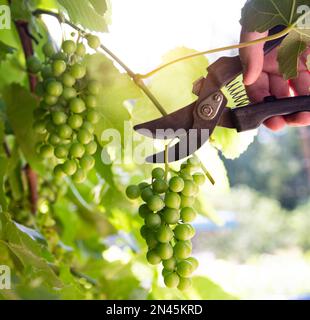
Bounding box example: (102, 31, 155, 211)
(44, 95, 58, 106)
(180, 195, 195, 208)
(54, 145, 68, 159)
(152, 179, 168, 194)
(164, 272, 179, 288)
(162, 207, 180, 225)
(162, 269, 171, 277)
(141, 187, 153, 202)
(46, 81, 63, 97)
(39, 144, 54, 158)
(68, 114, 83, 129)
(146, 249, 161, 265)
(27, 56, 41, 73)
(174, 224, 193, 241)
(86, 34, 100, 49)
(145, 232, 158, 249)
(140, 225, 149, 239)
(169, 176, 184, 193)
(42, 42, 56, 58)
(180, 207, 197, 223)
(75, 43, 86, 56)
(62, 87, 77, 100)
(193, 173, 205, 186)
(152, 167, 165, 179)
(72, 168, 86, 183)
(33, 120, 47, 134)
(126, 185, 141, 200)
(156, 225, 174, 243)
(62, 159, 77, 176)
(52, 60, 66, 76)
(81, 121, 94, 134)
(85, 141, 97, 155)
(138, 182, 149, 190)
(177, 277, 192, 291)
(53, 164, 65, 179)
(48, 133, 61, 146)
(62, 40, 76, 54)
(86, 110, 100, 124)
(182, 180, 196, 197)
(70, 143, 85, 158)
(156, 243, 173, 260)
(52, 52, 67, 60)
(165, 192, 181, 209)
(138, 204, 152, 219)
(77, 129, 92, 144)
(162, 257, 177, 271)
(173, 241, 192, 260)
(176, 260, 194, 278)
(84, 95, 97, 108)
(70, 63, 86, 79)
(57, 124, 73, 139)
(179, 171, 192, 181)
(185, 257, 199, 270)
(52, 111, 67, 125)
(187, 157, 200, 167)
(80, 155, 95, 171)
(87, 80, 100, 95)
(69, 98, 86, 113)
(147, 195, 165, 212)
(145, 213, 161, 229)
(62, 73, 76, 87)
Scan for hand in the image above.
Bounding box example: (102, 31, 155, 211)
(239, 29, 310, 131)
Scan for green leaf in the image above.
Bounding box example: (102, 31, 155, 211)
(2, 84, 45, 174)
(0, 41, 16, 62)
(89, 0, 107, 15)
(57, 0, 108, 32)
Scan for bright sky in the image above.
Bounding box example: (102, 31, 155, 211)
(103, 0, 247, 73)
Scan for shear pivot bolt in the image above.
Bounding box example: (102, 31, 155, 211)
(201, 105, 213, 117)
(213, 93, 222, 102)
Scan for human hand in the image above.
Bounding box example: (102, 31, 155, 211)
(239, 29, 310, 131)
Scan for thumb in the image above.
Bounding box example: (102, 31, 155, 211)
(239, 29, 268, 86)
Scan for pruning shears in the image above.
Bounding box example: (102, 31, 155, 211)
(134, 26, 310, 163)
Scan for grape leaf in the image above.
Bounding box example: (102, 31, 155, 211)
(240, 0, 310, 80)
(57, 0, 108, 32)
(0, 41, 16, 62)
(89, 0, 107, 15)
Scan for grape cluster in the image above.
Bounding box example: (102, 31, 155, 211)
(126, 157, 206, 291)
(29, 35, 101, 183)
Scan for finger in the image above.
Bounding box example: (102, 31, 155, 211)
(269, 74, 290, 98)
(239, 29, 268, 86)
(246, 72, 286, 131)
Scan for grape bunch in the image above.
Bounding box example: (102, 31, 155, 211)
(29, 35, 102, 183)
(126, 157, 206, 291)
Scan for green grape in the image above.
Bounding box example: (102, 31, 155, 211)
(70, 63, 86, 79)
(182, 180, 196, 197)
(180, 195, 195, 208)
(46, 81, 63, 97)
(81, 121, 94, 134)
(86, 110, 100, 124)
(187, 157, 200, 167)
(165, 192, 181, 209)
(176, 260, 194, 278)
(138, 182, 149, 190)
(141, 187, 153, 202)
(69, 143, 85, 158)
(77, 129, 92, 144)
(156, 225, 174, 243)
(173, 241, 192, 260)
(152, 179, 168, 194)
(57, 124, 73, 139)
(85, 141, 97, 155)
(54, 145, 68, 159)
(42, 42, 56, 58)
(33, 120, 47, 134)
(146, 249, 161, 265)
(44, 95, 58, 106)
(27, 56, 41, 73)
(162, 269, 171, 277)
(72, 168, 86, 183)
(145, 232, 158, 249)
(147, 195, 165, 212)
(62, 73, 76, 87)
(84, 95, 97, 108)
(162, 257, 177, 271)
(177, 277, 192, 291)
(145, 213, 161, 229)
(39, 144, 54, 158)
(41, 65, 53, 79)
(140, 225, 149, 239)
(62, 160, 77, 176)
(76, 43, 86, 56)
(62, 40, 76, 54)
(152, 167, 165, 179)
(52, 60, 66, 76)
(156, 243, 173, 260)
(193, 173, 205, 186)
(138, 204, 151, 219)
(87, 80, 100, 95)
(179, 171, 192, 181)
(126, 185, 141, 200)
(185, 257, 199, 270)
(169, 176, 184, 193)
(174, 224, 193, 241)
(68, 114, 83, 129)
(48, 133, 61, 146)
(53, 164, 65, 179)
(86, 34, 100, 49)
(180, 207, 197, 223)
(164, 272, 179, 288)
(162, 207, 180, 224)
(35, 82, 45, 96)
(62, 87, 77, 100)
(80, 155, 95, 171)
(52, 111, 67, 125)
(187, 224, 196, 238)
(69, 98, 86, 113)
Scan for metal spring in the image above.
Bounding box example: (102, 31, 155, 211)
(226, 79, 249, 107)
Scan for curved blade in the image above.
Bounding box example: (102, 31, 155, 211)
(134, 101, 196, 140)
